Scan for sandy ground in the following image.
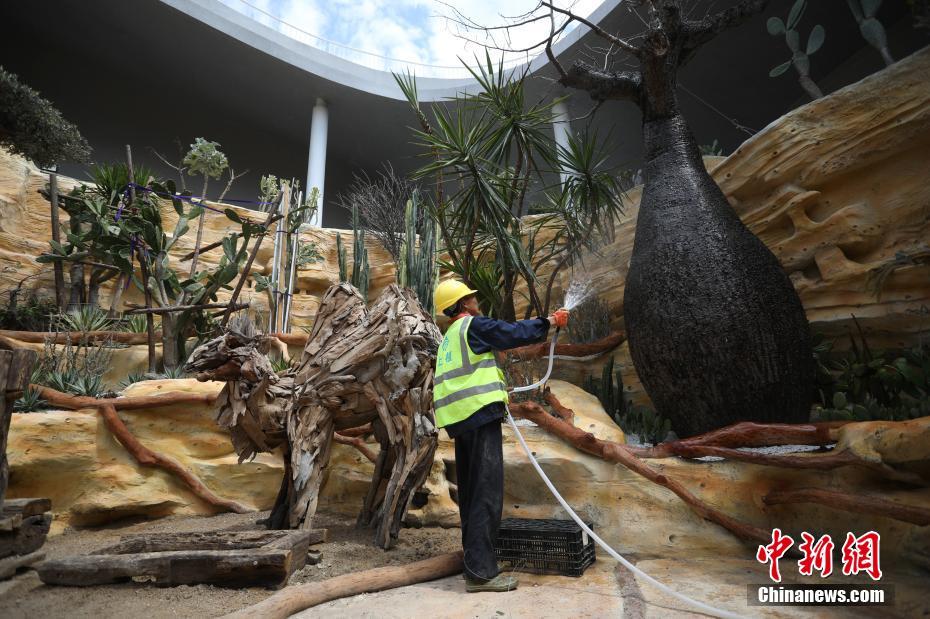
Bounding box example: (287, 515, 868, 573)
(0, 509, 460, 618)
(0, 510, 924, 618)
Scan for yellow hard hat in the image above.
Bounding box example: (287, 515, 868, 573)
(435, 280, 478, 314)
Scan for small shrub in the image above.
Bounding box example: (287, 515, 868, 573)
(812, 321, 930, 422)
(119, 314, 159, 334)
(0, 291, 57, 332)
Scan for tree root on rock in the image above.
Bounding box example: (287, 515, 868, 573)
(763, 487, 930, 526)
(512, 399, 930, 545)
(509, 401, 772, 545)
(32, 385, 250, 514)
(508, 331, 625, 360)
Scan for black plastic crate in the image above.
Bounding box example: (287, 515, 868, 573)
(495, 518, 596, 577)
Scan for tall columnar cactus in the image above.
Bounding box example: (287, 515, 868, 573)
(767, 0, 825, 100)
(847, 0, 894, 66)
(336, 205, 370, 302)
(398, 191, 438, 315)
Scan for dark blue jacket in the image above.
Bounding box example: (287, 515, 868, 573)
(443, 316, 550, 438)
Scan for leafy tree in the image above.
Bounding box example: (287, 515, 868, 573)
(0, 66, 90, 168)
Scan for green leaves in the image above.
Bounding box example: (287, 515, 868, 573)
(224, 208, 242, 224)
(183, 138, 229, 180)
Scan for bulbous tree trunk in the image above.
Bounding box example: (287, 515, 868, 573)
(624, 114, 813, 437)
(549, 0, 813, 436)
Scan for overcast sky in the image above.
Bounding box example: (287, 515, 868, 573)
(223, 0, 603, 70)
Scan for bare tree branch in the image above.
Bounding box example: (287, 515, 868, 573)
(683, 0, 769, 53)
(560, 61, 643, 102)
(541, 1, 641, 57)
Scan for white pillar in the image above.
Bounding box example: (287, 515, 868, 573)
(306, 97, 328, 227)
(551, 100, 572, 186)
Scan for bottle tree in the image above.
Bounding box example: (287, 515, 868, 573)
(493, 0, 813, 436)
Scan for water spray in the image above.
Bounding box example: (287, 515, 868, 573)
(506, 285, 740, 619)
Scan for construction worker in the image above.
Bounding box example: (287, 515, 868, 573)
(433, 279, 568, 593)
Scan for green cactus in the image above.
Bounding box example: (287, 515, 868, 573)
(398, 191, 438, 314)
(767, 0, 825, 100)
(847, 0, 894, 66)
(336, 205, 370, 302)
(583, 357, 674, 444)
(336, 232, 347, 283)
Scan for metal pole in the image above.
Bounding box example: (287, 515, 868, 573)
(282, 190, 301, 333)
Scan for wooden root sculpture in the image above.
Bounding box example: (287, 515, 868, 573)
(186, 284, 442, 549)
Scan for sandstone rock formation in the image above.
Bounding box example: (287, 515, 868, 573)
(0, 152, 397, 331)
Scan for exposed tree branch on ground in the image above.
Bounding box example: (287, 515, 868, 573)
(223, 551, 463, 619)
(508, 400, 771, 545)
(763, 487, 930, 526)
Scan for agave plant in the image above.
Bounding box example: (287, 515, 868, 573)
(57, 306, 115, 333)
(767, 0, 826, 100)
(13, 386, 46, 412)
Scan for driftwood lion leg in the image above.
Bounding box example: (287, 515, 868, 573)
(267, 449, 291, 530)
(288, 403, 335, 530)
(373, 387, 438, 549)
(357, 419, 390, 529)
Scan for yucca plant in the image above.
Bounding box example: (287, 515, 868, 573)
(119, 313, 158, 333)
(396, 55, 623, 319)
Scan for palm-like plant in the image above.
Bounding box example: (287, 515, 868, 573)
(395, 55, 623, 319)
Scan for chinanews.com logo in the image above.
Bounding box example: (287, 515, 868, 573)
(749, 529, 894, 607)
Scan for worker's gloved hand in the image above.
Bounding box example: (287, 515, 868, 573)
(548, 309, 569, 329)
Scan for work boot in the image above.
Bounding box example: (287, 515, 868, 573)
(465, 573, 519, 593)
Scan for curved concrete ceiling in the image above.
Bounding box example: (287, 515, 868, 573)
(159, 0, 625, 101)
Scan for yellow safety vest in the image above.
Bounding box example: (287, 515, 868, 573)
(433, 316, 508, 428)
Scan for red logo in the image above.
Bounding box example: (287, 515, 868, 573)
(756, 528, 794, 583)
(757, 530, 881, 582)
(841, 531, 882, 581)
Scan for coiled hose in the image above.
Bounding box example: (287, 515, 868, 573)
(507, 327, 741, 619)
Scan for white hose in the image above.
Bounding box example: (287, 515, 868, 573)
(510, 328, 560, 394)
(506, 328, 742, 619)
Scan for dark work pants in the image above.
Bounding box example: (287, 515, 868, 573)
(454, 418, 504, 582)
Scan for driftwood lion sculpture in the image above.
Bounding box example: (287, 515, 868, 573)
(186, 283, 442, 549)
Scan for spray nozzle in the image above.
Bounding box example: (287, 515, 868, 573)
(551, 308, 569, 329)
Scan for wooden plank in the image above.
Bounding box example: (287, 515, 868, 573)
(2, 498, 52, 519)
(0, 550, 44, 580)
(0, 514, 51, 559)
(92, 530, 295, 555)
(39, 547, 296, 589)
